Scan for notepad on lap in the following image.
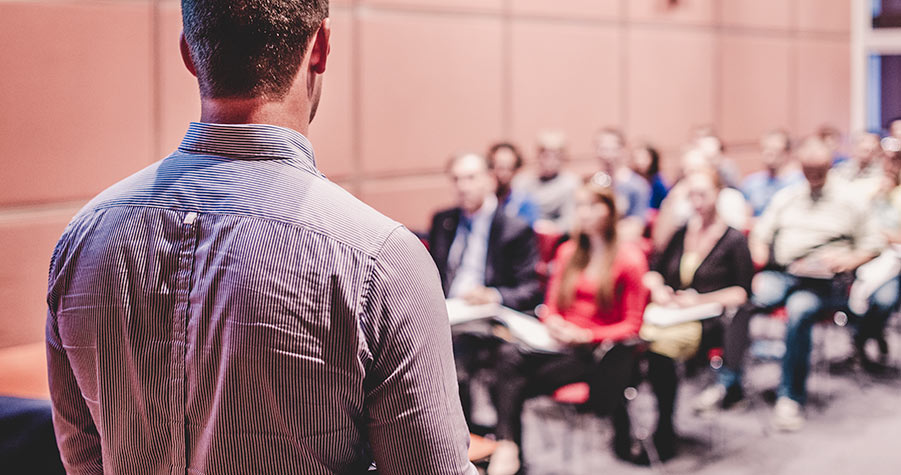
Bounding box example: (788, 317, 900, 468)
(642, 302, 724, 327)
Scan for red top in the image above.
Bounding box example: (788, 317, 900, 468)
(543, 240, 649, 343)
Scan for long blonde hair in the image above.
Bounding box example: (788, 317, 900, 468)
(556, 175, 619, 310)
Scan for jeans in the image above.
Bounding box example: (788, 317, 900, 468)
(851, 275, 900, 345)
(751, 271, 847, 405)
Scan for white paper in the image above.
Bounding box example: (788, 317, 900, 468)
(642, 302, 724, 327)
(496, 307, 562, 353)
(445, 299, 562, 352)
(445, 298, 501, 326)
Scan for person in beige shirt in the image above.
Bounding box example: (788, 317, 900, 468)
(748, 136, 883, 433)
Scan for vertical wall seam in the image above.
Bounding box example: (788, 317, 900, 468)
(789, 0, 800, 135)
(350, 0, 362, 196)
(151, 0, 162, 163)
(712, 0, 723, 139)
(501, 0, 512, 140)
(619, 0, 629, 135)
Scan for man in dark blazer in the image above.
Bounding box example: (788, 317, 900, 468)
(428, 152, 543, 436)
(428, 153, 542, 312)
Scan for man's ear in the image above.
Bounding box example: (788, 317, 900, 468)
(309, 18, 331, 75)
(180, 32, 198, 77)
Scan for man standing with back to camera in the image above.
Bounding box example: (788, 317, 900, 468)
(45, 1, 475, 473)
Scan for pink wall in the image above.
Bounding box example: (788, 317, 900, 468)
(0, 0, 851, 348)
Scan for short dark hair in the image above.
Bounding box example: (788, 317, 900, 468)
(182, 0, 329, 99)
(487, 142, 524, 170)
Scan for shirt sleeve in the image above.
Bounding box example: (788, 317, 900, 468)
(629, 180, 651, 221)
(854, 201, 887, 256)
(589, 247, 649, 343)
(46, 239, 104, 474)
(493, 222, 542, 312)
(750, 185, 793, 246)
(360, 226, 477, 475)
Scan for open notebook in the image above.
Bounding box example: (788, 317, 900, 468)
(445, 299, 562, 353)
(642, 302, 724, 327)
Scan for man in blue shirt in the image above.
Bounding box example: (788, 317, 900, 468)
(741, 129, 804, 217)
(595, 128, 651, 241)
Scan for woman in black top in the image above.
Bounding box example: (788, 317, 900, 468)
(641, 168, 754, 461)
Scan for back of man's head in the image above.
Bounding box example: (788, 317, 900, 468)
(182, 0, 329, 100)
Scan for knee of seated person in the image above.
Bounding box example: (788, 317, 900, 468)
(495, 341, 523, 365)
(785, 291, 823, 323)
(751, 271, 788, 307)
(869, 279, 901, 312)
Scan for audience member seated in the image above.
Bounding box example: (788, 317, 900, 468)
(830, 131, 884, 200)
(514, 131, 580, 235)
(488, 142, 540, 226)
(748, 137, 884, 432)
(630, 141, 669, 210)
(486, 175, 649, 474)
(690, 125, 742, 189)
(429, 152, 542, 311)
(741, 129, 803, 217)
(817, 124, 849, 166)
(640, 168, 754, 461)
(846, 145, 901, 366)
(428, 152, 542, 435)
(595, 128, 651, 241)
(653, 148, 750, 250)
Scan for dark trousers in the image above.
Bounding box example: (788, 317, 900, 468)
(645, 352, 678, 440)
(452, 323, 507, 429)
(0, 397, 65, 474)
(698, 306, 755, 385)
(491, 341, 635, 445)
(647, 307, 755, 440)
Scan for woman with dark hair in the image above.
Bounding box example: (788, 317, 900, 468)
(631, 142, 669, 209)
(641, 167, 754, 461)
(486, 173, 650, 475)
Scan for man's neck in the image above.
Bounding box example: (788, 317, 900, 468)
(200, 97, 311, 136)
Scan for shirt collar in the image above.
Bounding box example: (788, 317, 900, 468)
(177, 122, 318, 170)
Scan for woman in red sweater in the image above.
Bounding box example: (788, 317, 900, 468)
(487, 174, 649, 474)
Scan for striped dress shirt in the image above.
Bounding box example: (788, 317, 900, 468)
(46, 122, 476, 474)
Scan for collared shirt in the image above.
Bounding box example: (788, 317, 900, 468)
(499, 188, 539, 225)
(46, 122, 475, 475)
(829, 159, 884, 204)
(741, 169, 805, 216)
(614, 168, 651, 221)
(751, 178, 884, 269)
(447, 195, 497, 298)
(514, 171, 580, 229)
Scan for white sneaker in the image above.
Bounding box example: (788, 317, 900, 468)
(487, 440, 520, 475)
(692, 384, 726, 414)
(772, 397, 805, 432)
